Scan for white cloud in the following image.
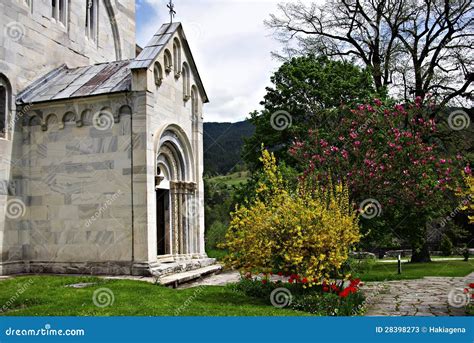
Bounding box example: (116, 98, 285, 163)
(138, 0, 294, 123)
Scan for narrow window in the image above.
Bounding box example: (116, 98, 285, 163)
(24, 0, 33, 12)
(191, 86, 199, 121)
(86, 0, 98, 42)
(182, 63, 191, 101)
(173, 38, 182, 79)
(154, 62, 163, 87)
(52, 0, 68, 25)
(0, 76, 10, 138)
(58, 0, 66, 24)
(0, 86, 6, 136)
(164, 49, 173, 74)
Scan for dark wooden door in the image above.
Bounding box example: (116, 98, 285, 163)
(156, 189, 170, 255)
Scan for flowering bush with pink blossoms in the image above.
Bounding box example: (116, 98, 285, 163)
(290, 98, 470, 262)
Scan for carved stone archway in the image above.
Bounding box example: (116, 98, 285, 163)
(155, 128, 198, 260)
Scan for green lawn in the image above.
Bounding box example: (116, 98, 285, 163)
(359, 260, 474, 282)
(0, 276, 306, 317)
(1, 261, 471, 316)
(207, 171, 249, 187)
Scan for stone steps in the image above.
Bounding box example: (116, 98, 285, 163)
(149, 258, 217, 278)
(157, 264, 223, 288)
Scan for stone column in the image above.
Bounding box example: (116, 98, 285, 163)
(184, 182, 197, 256)
(170, 182, 179, 256)
(170, 181, 198, 259)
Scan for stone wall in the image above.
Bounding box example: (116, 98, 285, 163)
(0, 2, 136, 272)
(138, 28, 207, 264)
(0, 93, 145, 275)
(0, 0, 136, 92)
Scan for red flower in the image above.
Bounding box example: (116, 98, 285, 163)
(262, 279, 267, 285)
(302, 278, 308, 284)
(288, 279, 294, 284)
(339, 288, 350, 298)
(323, 286, 329, 292)
(277, 272, 283, 277)
(350, 279, 361, 287)
(469, 283, 474, 289)
(339, 285, 358, 298)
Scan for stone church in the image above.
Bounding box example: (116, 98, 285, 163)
(0, 0, 215, 280)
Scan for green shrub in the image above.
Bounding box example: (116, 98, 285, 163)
(231, 277, 365, 316)
(291, 292, 365, 316)
(440, 235, 453, 256)
(341, 257, 377, 279)
(205, 221, 228, 250)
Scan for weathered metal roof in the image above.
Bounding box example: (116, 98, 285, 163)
(16, 60, 132, 104)
(129, 22, 180, 70)
(130, 22, 209, 103)
(16, 22, 209, 104)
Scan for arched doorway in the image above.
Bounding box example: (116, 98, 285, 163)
(155, 128, 197, 259)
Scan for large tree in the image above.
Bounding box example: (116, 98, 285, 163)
(290, 98, 469, 262)
(267, 0, 473, 108)
(243, 55, 375, 170)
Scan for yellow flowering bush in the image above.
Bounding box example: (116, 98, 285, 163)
(222, 150, 360, 283)
(459, 174, 474, 224)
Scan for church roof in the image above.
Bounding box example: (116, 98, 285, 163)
(130, 22, 209, 103)
(16, 60, 132, 105)
(17, 23, 209, 105)
(130, 22, 181, 70)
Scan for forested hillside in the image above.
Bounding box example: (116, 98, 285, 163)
(203, 120, 255, 175)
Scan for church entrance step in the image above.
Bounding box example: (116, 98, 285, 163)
(149, 257, 217, 278)
(157, 265, 222, 288)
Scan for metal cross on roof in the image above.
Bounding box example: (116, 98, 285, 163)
(167, 0, 176, 23)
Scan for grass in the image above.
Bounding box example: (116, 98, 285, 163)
(381, 255, 465, 260)
(358, 260, 474, 282)
(0, 276, 306, 317)
(1, 260, 470, 316)
(207, 171, 250, 187)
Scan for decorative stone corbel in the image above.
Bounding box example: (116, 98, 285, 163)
(155, 175, 165, 190)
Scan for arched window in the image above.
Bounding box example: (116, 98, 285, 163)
(182, 63, 191, 101)
(24, 0, 33, 13)
(86, 0, 98, 41)
(163, 49, 173, 74)
(154, 62, 163, 87)
(173, 38, 182, 79)
(0, 75, 11, 138)
(191, 86, 199, 121)
(52, 0, 68, 25)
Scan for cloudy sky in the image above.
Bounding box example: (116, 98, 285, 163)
(136, 0, 292, 123)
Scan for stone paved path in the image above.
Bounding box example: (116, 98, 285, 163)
(178, 271, 241, 289)
(362, 273, 474, 316)
(181, 271, 474, 316)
